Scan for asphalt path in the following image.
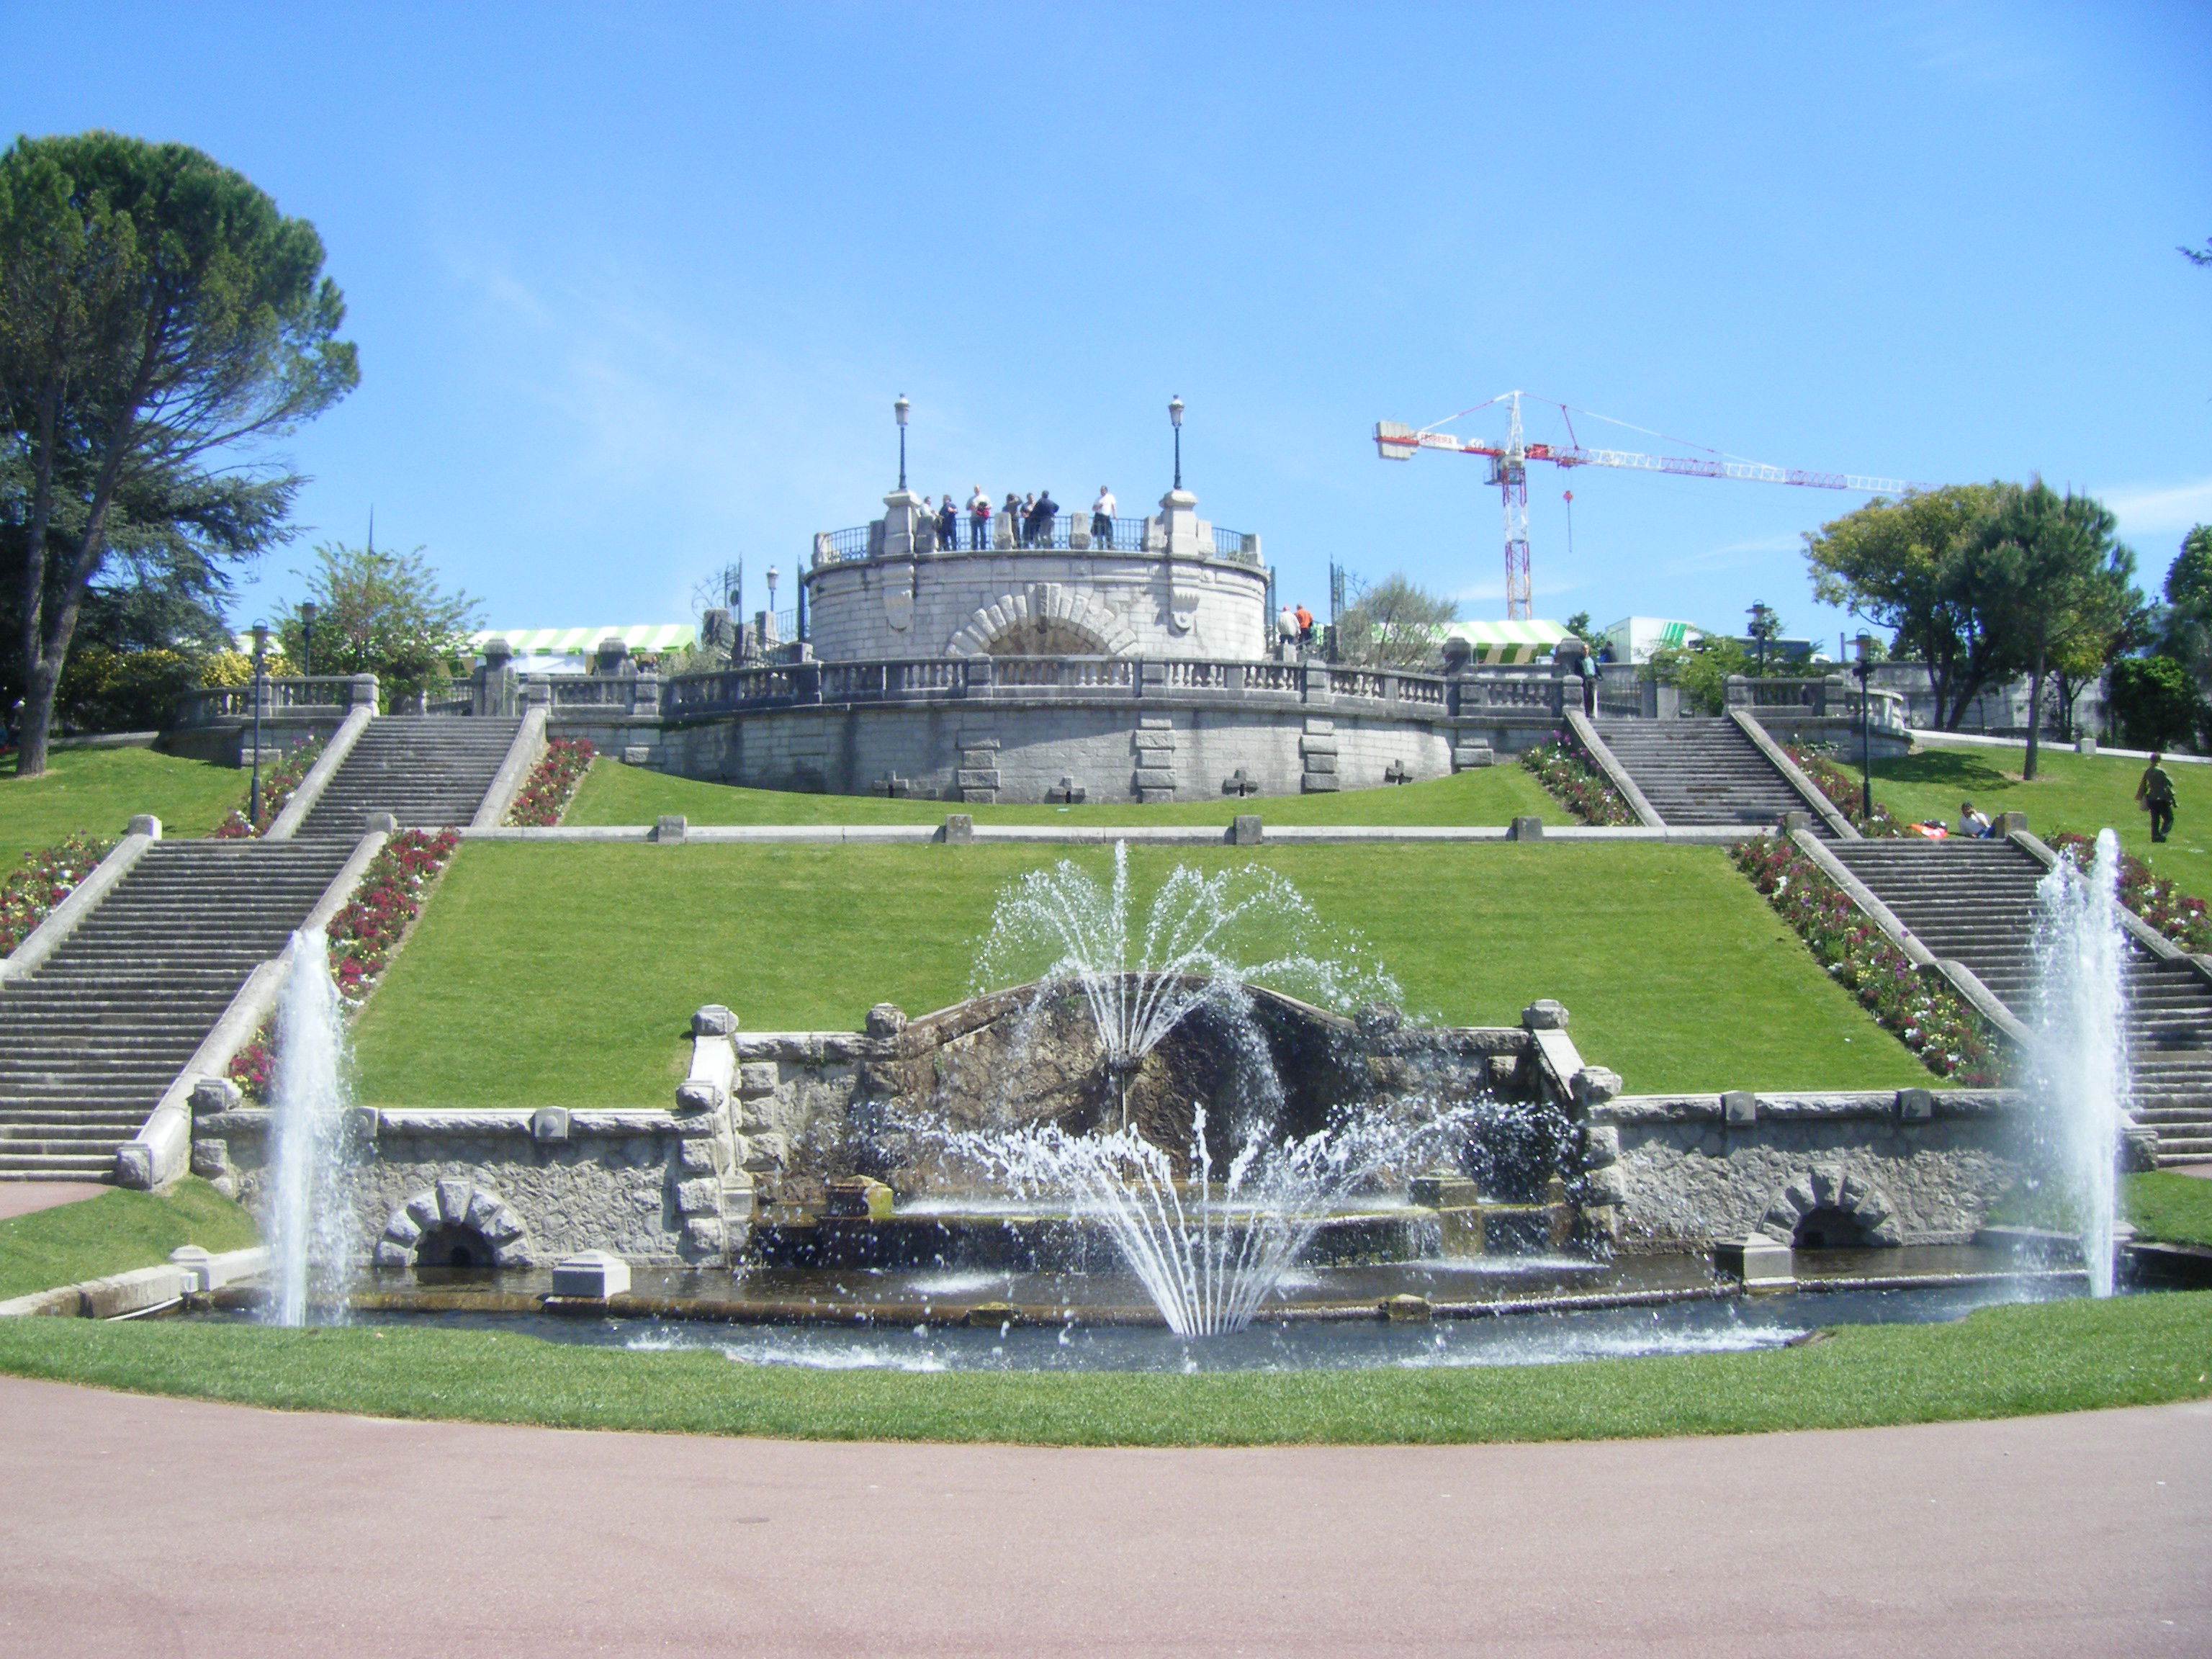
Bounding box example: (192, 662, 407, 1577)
(0, 1182, 105, 1220)
(0, 1377, 2204, 1658)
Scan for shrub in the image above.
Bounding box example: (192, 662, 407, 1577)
(1783, 743, 1905, 837)
(0, 833, 117, 956)
(1520, 734, 1638, 825)
(1732, 835, 2002, 1084)
(2049, 830, 2212, 953)
(507, 738, 595, 827)
(2108, 656, 2199, 752)
(55, 647, 201, 733)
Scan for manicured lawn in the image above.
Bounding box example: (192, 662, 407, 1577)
(1867, 739, 2212, 899)
(351, 840, 1933, 1107)
(0, 1179, 259, 1303)
(0, 1291, 2203, 1445)
(0, 746, 241, 868)
(2126, 1171, 2212, 1249)
(567, 755, 1561, 827)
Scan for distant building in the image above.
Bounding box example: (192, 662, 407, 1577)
(469, 626, 695, 676)
(1601, 617, 1704, 664)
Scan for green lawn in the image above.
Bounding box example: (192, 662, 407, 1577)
(567, 755, 1561, 827)
(0, 1290, 2203, 1445)
(1870, 739, 2212, 896)
(351, 840, 1933, 1107)
(0, 746, 241, 868)
(0, 1179, 259, 1302)
(2125, 1172, 2212, 1249)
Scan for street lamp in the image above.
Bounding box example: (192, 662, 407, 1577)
(1168, 395, 1184, 491)
(894, 395, 910, 492)
(1747, 601, 1774, 674)
(300, 601, 318, 677)
(1853, 631, 1875, 822)
(249, 621, 269, 827)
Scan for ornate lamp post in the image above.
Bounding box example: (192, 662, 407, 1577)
(1168, 395, 1184, 490)
(300, 601, 318, 677)
(1747, 601, 1775, 673)
(1853, 631, 1875, 822)
(249, 621, 269, 827)
(894, 395, 910, 491)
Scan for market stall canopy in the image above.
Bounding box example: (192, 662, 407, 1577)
(1437, 619, 1572, 665)
(471, 625, 697, 655)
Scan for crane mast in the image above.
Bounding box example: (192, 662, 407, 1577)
(1377, 392, 1923, 621)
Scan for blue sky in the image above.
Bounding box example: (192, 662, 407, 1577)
(6, 2, 2209, 649)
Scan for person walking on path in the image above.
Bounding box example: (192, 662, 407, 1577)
(968, 487, 991, 550)
(1092, 486, 1116, 549)
(2139, 753, 2177, 843)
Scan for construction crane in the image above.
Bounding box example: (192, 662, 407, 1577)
(1375, 390, 1921, 621)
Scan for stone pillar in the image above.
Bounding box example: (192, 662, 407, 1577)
(1725, 674, 1751, 709)
(1154, 487, 1202, 557)
(631, 671, 660, 716)
(595, 637, 630, 678)
(477, 639, 513, 717)
(349, 673, 379, 712)
(880, 489, 932, 559)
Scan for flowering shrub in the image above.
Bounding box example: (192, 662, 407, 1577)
(229, 828, 460, 1100)
(212, 739, 324, 838)
(0, 833, 117, 956)
(507, 737, 595, 827)
(1732, 835, 2003, 1084)
(1782, 743, 1905, 837)
(1521, 733, 1639, 826)
(2049, 830, 2212, 953)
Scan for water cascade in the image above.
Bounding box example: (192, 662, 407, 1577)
(264, 927, 357, 1326)
(2031, 827, 2130, 1298)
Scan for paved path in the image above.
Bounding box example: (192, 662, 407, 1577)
(0, 1181, 106, 1220)
(0, 1377, 2204, 1657)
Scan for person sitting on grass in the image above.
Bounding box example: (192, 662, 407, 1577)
(1959, 800, 1993, 839)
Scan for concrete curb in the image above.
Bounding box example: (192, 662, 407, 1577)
(0, 822, 160, 984)
(0, 1246, 267, 1320)
(458, 822, 1768, 846)
(264, 706, 374, 841)
(469, 705, 550, 830)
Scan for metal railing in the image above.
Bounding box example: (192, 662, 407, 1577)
(811, 515, 1259, 565)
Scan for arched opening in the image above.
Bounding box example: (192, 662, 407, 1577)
(414, 1223, 495, 1272)
(983, 616, 1110, 657)
(1791, 1206, 1872, 1250)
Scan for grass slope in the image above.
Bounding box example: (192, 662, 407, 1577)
(0, 1179, 259, 1302)
(1871, 740, 2212, 896)
(2126, 1172, 2212, 1248)
(0, 746, 240, 867)
(567, 755, 1561, 827)
(0, 1292, 2203, 1445)
(351, 840, 1932, 1107)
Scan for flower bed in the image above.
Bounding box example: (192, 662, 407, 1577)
(0, 834, 117, 956)
(1782, 743, 1905, 837)
(2049, 831, 2212, 953)
(1732, 836, 2003, 1084)
(507, 737, 595, 827)
(229, 828, 460, 1099)
(1521, 734, 1639, 826)
(211, 739, 323, 838)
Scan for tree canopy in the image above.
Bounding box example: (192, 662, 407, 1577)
(277, 541, 480, 706)
(0, 131, 356, 770)
(1334, 572, 1457, 667)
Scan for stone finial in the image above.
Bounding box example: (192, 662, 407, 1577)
(865, 1003, 908, 1038)
(675, 1080, 725, 1114)
(481, 637, 513, 667)
(189, 1075, 243, 1115)
(364, 811, 399, 832)
(128, 815, 162, 839)
(691, 1004, 738, 1037)
(1521, 1000, 1569, 1031)
(531, 1107, 571, 1143)
(1722, 1089, 1757, 1125)
(1441, 637, 1473, 675)
(1993, 811, 2028, 834)
(1507, 816, 1544, 841)
(1895, 1087, 1933, 1122)
(1573, 1066, 1622, 1107)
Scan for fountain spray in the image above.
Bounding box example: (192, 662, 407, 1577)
(264, 928, 358, 1326)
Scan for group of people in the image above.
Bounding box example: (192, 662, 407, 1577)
(1949, 752, 2179, 844)
(1274, 602, 1316, 653)
(930, 487, 1121, 552)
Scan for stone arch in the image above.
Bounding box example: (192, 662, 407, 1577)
(1758, 1164, 1902, 1249)
(946, 583, 1140, 657)
(372, 1178, 532, 1269)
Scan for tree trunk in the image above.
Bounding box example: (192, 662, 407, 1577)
(2023, 646, 2047, 781)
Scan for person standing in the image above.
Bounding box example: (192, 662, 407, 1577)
(1034, 490, 1058, 547)
(936, 495, 958, 552)
(2138, 752, 2177, 843)
(968, 487, 991, 549)
(1295, 602, 1315, 648)
(1007, 493, 1025, 547)
(1277, 603, 1300, 655)
(1092, 485, 1116, 549)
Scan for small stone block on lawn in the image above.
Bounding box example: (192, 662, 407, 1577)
(550, 1251, 631, 1299)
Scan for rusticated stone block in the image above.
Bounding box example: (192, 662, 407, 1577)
(691, 1004, 738, 1037)
(1521, 1000, 1570, 1031)
(1722, 1091, 1757, 1126)
(675, 1080, 724, 1114)
(737, 1061, 780, 1097)
(675, 1177, 722, 1215)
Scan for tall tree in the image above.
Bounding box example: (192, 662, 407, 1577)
(2159, 523, 2212, 680)
(1803, 485, 2009, 728)
(0, 132, 356, 775)
(276, 540, 481, 707)
(1964, 480, 2131, 779)
(1334, 572, 1458, 667)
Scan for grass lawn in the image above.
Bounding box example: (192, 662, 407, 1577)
(351, 840, 1933, 1107)
(1868, 739, 2212, 897)
(0, 1179, 259, 1302)
(0, 745, 242, 868)
(567, 754, 1562, 827)
(2125, 1172, 2212, 1249)
(0, 1291, 2202, 1445)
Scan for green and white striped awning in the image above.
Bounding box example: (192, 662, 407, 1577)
(471, 625, 697, 655)
(1439, 619, 1571, 665)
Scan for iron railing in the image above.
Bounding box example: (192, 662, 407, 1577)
(811, 515, 1259, 565)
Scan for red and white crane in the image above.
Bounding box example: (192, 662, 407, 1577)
(1375, 391, 1923, 620)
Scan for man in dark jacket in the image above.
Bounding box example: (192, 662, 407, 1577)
(2139, 752, 2177, 843)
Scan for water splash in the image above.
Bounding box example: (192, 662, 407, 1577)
(264, 928, 357, 1326)
(2031, 827, 2129, 1298)
(940, 1105, 1473, 1336)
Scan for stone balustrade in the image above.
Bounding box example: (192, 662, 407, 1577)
(174, 675, 380, 727)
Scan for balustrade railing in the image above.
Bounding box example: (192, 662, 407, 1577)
(811, 514, 1260, 565)
(176, 675, 377, 727)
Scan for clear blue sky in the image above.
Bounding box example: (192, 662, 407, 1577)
(7, 2, 2208, 650)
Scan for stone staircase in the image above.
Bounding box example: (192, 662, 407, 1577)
(295, 716, 523, 837)
(0, 840, 357, 1179)
(1829, 837, 2212, 1166)
(1592, 717, 1836, 835)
